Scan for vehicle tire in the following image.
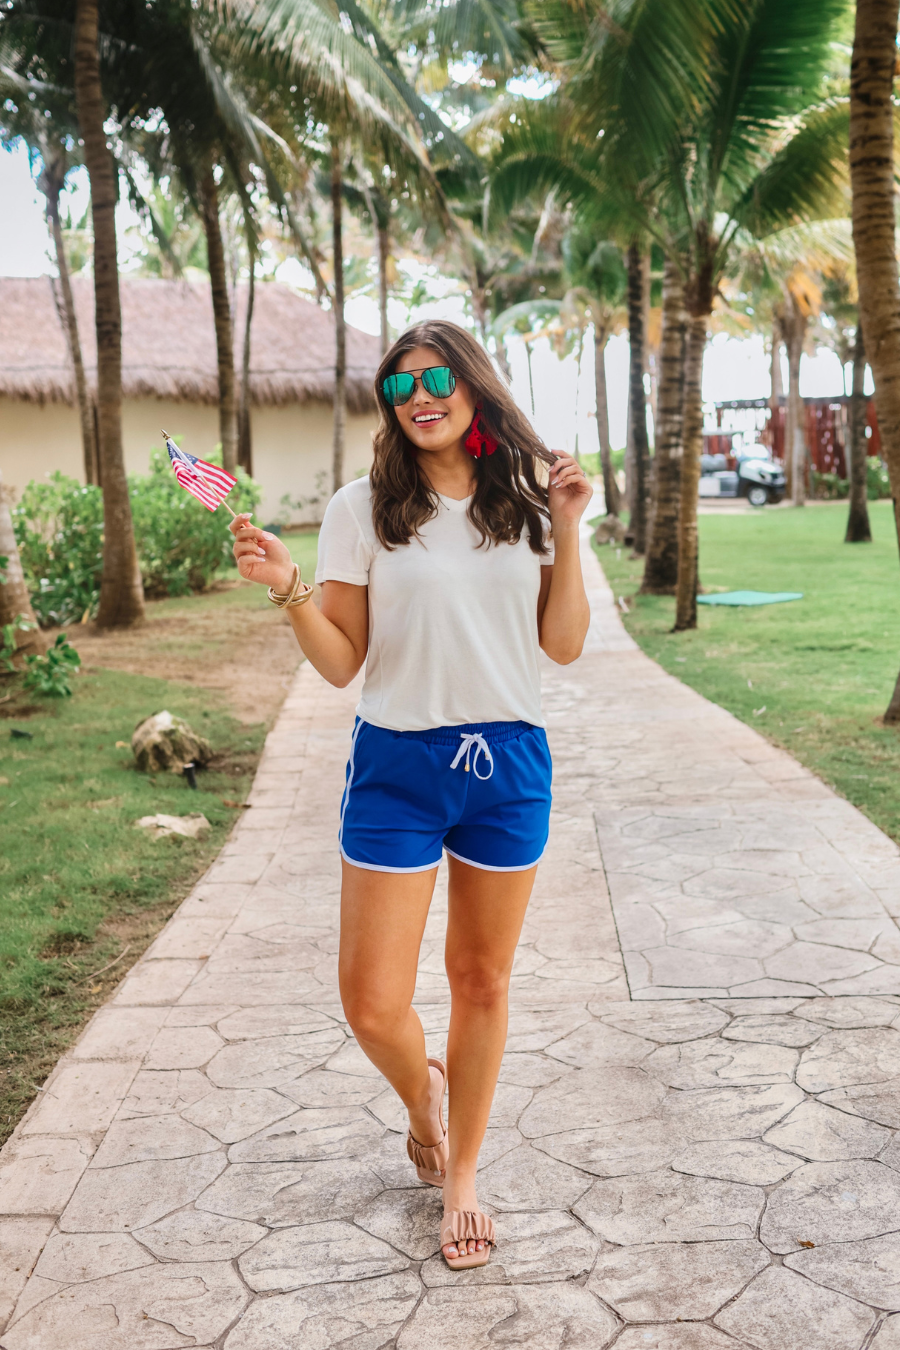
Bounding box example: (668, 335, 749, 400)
(747, 486, 768, 508)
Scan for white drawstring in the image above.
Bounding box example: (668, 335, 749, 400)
(450, 732, 494, 780)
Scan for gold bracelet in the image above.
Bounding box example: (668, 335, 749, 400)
(268, 564, 314, 609)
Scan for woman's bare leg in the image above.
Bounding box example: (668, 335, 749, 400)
(338, 859, 446, 1155)
(441, 856, 538, 1258)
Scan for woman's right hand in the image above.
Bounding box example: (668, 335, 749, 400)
(230, 514, 296, 592)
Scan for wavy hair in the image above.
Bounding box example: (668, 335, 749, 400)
(370, 320, 554, 554)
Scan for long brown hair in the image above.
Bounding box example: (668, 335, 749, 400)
(370, 320, 554, 553)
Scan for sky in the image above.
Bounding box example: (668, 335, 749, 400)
(1, 141, 861, 459)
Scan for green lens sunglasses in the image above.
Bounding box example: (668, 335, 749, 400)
(382, 365, 456, 406)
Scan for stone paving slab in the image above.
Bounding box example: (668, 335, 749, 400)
(3, 533, 900, 1348)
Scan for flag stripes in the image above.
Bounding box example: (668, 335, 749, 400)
(165, 438, 237, 512)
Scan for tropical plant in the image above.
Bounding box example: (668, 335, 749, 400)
(23, 633, 81, 696)
(849, 0, 900, 722)
(491, 0, 850, 628)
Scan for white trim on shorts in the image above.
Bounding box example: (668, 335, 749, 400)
(443, 845, 545, 873)
(340, 847, 441, 874)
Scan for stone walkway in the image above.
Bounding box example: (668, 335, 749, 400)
(2, 537, 900, 1349)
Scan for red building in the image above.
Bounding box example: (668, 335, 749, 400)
(708, 396, 881, 478)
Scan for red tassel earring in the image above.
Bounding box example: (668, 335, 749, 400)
(464, 411, 498, 458)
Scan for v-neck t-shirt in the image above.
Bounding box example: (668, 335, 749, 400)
(315, 475, 553, 732)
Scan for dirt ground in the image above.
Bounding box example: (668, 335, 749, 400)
(58, 578, 306, 724)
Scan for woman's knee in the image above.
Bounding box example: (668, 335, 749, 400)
(340, 981, 409, 1045)
(445, 961, 510, 1010)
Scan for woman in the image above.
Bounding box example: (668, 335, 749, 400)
(231, 319, 591, 1269)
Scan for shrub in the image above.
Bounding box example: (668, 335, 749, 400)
(14, 452, 262, 623)
(23, 633, 81, 697)
(867, 457, 892, 500)
(810, 470, 849, 500)
(13, 475, 104, 626)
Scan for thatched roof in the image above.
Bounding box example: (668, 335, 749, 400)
(0, 276, 380, 414)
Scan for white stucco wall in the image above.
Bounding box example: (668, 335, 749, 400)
(0, 396, 375, 524)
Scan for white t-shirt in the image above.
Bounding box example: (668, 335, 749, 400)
(315, 476, 553, 731)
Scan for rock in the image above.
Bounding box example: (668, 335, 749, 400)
(535, 1117, 680, 1177)
(354, 1187, 444, 1259)
(396, 1284, 619, 1350)
(519, 1066, 664, 1138)
(760, 1159, 900, 1253)
(796, 1028, 900, 1094)
(672, 1139, 799, 1184)
(58, 1153, 226, 1233)
(614, 1330, 745, 1350)
(762, 1099, 890, 1162)
(477, 1142, 592, 1211)
(132, 710, 212, 774)
(237, 1220, 409, 1292)
(574, 1169, 764, 1244)
(714, 1265, 875, 1350)
(819, 1082, 900, 1128)
(594, 1001, 729, 1042)
(593, 516, 628, 544)
(222, 1271, 422, 1350)
(198, 1159, 383, 1226)
(661, 1082, 804, 1140)
(873, 1316, 900, 1348)
(723, 1014, 824, 1047)
(137, 1209, 265, 1262)
(2, 1260, 249, 1350)
(33, 1232, 153, 1284)
(589, 1238, 768, 1320)
(785, 1233, 900, 1310)
(645, 1038, 799, 1088)
(135, 812, 210, 840)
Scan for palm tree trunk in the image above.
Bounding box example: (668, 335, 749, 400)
(770, 319, 783, 460)
(626, 242, 649, 552)
(642, 259, 685, 593)
(0, 478, 45, 657)
(674, 301, 710, 632)
(331, 138, 347, 495)
(850, 0, 900, 719)
(846, 325, 873, 542)
(73, 0, 143, 628)
(594, 322, 620, 515)
(377, 220, 390, 357)
(200, 171, 238, 476)
(238, 228, 255, 475)
(43, 166, 98, 486)
(786, 307, 808, 506)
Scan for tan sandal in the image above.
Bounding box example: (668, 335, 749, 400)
(440, 1210, 496, 1269)
(406, 1056, 448, 1187)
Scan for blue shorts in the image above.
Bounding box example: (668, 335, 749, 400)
(339, 719, 552, 873)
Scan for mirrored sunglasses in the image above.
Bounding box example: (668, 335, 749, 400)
(382, 365, 457, 406)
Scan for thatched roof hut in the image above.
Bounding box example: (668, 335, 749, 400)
(0, 275, 380, 414)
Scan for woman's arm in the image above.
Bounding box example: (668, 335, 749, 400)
(537, 453, 592, 664)
(231, 517, 367, 688)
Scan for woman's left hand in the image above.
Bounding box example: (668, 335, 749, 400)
(548, 452, 594, 528)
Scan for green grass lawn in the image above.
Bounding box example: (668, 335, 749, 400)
(0, 529, 319, 1143)
(595, 501, 900, 844)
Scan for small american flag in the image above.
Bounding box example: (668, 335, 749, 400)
(164, 434, 237, 512)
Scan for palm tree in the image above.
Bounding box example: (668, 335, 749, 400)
(73, 0, 144, 627)
(491, 0, 849, 629)
(642, 257, 685, 592)
(849, 0, 900, 721)
(0, 68, 99, 487)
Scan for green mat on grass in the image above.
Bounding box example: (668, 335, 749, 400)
(697, 590, 803, 607)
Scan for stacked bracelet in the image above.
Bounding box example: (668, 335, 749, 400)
(267, 563, 314, 609)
